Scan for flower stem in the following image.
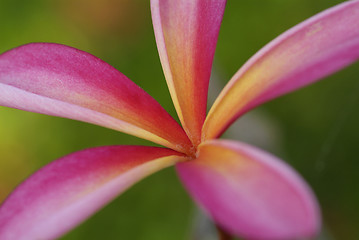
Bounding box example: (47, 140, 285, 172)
(216, 225, 232, 240)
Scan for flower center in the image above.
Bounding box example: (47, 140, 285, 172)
(186, 145, 198, 160)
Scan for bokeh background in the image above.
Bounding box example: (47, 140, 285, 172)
(1, 0, 358, 239)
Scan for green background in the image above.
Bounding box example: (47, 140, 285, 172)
(0, 0, 358, 239)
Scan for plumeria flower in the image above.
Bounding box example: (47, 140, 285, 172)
(0, 0, 358, 239)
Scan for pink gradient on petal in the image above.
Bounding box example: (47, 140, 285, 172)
(203, 0, 359, 140)
(177, 140, 320, 239)
(151, 0, 226, 145)
(0, 43, 192, 153)
(0, 146, 184, 240)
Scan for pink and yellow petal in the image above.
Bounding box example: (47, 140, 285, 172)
(0, 43, 192, 153)
(177, 140, 320, 239)
(0, 146, 185, 240)
(151, 0, 226, 145)
(203, 0, 359, 140)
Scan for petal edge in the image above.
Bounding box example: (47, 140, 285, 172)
(0, 43, 192, 153)
(203, 0, 359, 140)
(177, 140, 320, 239)
(0, 145, 184, 240)
(151, 0, 226, 145)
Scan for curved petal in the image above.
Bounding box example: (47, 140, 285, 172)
(0, 43, 192, 153)
(151, 0, 226, 145)
(203, 0, 359, 140)
(177, 140, 320, 239)
(0, 145, 185, 240)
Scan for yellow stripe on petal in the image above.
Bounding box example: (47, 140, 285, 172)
(176, 140, 320, 239)
(0, 43, 192, 153)
(203, 0, 359, 140)
(0, 146, 186, 240)
(151, 0, 226, 146)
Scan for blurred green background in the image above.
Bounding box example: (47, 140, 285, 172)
(1, 0, 358, 239)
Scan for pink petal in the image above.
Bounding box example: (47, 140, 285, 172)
(151, 0, 226, 145)
(0, 146, 184, 240)
(203, 0, 359, 140)
(177, 140, 320, 239)
(0, 43, 192, 153)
